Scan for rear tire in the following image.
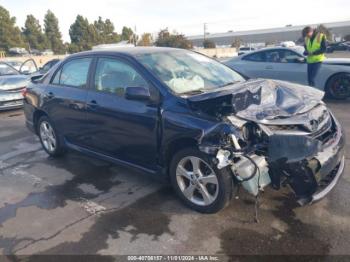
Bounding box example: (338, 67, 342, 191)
(38, 115, 65, 157)
(326, 73, 350, 100)
(169, 147, 233, 213)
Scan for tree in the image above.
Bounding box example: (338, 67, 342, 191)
(138, 33, 153, 46)
(69, 15, 99, 52)
(317, 24, 332, 41)
(121, 26, 134, 42)
(94, 16, 120, 44)
(0, 5, 25, 52)
(203, 39, 216, 49)
(231, 38, 242, 49)
(22, 15, 47, 51)
(44, 10, 65, 54)
(155, 29, 192, 49)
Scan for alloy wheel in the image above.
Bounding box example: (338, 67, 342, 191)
(176, 156, 219, 206)
(39, 121, 57, 153)
(330, 75, 350, 99)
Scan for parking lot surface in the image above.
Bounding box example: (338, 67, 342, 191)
(0, 100, 350, 257)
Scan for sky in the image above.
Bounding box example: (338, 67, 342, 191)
(1, 0, 350, 42)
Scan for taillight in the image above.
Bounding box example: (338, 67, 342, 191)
(21, 87, 27, 97)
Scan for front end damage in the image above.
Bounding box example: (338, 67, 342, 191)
(190, 79, 345, 205)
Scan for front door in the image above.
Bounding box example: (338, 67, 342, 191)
(84, 56, 159, 171)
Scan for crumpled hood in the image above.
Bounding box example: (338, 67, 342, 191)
(188, 79, 324, 123)
(0, 75, 29, 91)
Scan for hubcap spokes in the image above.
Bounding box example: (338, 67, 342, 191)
(40, 122, 56, 152)
(176, 156, 219, 206)
(333, 77, 350, 97)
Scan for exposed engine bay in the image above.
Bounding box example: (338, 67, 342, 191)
(189, 79, 345, 206)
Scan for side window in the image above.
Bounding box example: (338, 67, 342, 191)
(278, 50, 303, 63)
(243, 52, 266, 62)
(51, 68, 61, 84)
(51, 58, 92, 88)
(94, 58, 148, 96)
(265, 50, 281, 63)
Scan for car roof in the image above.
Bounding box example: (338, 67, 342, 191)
(239, 46, 303, 57)
(69, 47, 187, 59)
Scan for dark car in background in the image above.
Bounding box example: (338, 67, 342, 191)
(24, 47, 345, 213)
(39, 59, 60, 74)
(326, 41, 350, 53)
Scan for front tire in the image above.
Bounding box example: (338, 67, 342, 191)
(170, 147, 233, 213)
(326, 73, 350, 100)
(38, 116, 65, 157)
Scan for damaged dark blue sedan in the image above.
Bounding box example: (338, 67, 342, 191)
(23, 47, 345, 213)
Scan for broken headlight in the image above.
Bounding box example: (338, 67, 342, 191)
(242, 123, 262, 141)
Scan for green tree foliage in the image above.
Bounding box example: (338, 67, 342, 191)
(138, 33, 153, 46)
(203, 39, 216, 49)
(121, 26, 134, 42)
(22, 14, 47, 51)
(94, 16, 120, 44)
(0, 5, 25, 51)
(44, 10, 65, 54)
(155, 29, 192, 49)
(69, 15, 99, 52)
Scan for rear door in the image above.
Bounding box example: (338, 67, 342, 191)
(84, 56, 159, 171)
(239, 51, 276, 79)
(44, 57, 93, 146)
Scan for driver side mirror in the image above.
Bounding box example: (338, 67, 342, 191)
(125, 86, 151, 101)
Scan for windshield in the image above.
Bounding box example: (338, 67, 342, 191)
(136, 50, 244, 94)
(0, 63, 19, 76)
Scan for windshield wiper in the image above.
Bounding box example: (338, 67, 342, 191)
(181, 89, 204, 95)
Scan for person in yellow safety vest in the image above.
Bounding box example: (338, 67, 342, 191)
(302, 26, 327, 87)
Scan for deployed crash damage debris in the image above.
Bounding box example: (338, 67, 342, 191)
(193, 79, 345, 211)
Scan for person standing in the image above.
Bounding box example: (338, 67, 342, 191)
(302, 26, 327, 87)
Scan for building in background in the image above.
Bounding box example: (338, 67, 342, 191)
(188, 20, 350, 48)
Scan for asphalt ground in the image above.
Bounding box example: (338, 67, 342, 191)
(0, 98, 349, 260)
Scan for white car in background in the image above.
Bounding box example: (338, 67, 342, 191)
(3, 59, 38, 74)
(225, 47, 350, 99)
(238, 47, 256, 56)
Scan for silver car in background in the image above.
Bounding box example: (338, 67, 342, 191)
(225, 47, 350, 99)
(0, 62, 29, 110)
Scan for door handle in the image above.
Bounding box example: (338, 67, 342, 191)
(265, 65, 273, 70)
(88, 100, 98, 109)
(46, 92, 55, 99)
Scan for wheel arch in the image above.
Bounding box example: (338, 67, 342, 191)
(164, 137, 198, 175)
(325, 72, 350, 91)
(33, 110, 48, 134)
